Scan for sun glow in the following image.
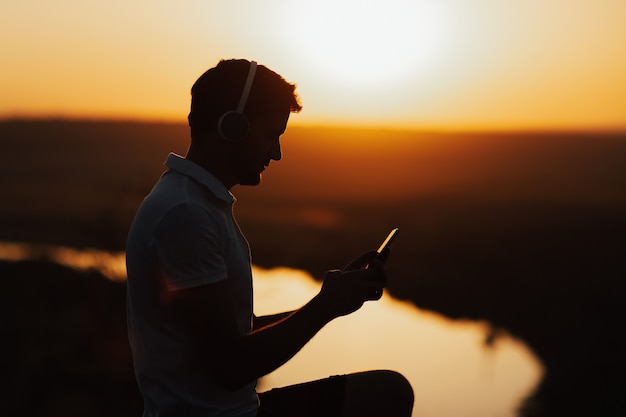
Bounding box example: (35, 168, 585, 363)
(1, 0, 625, 130)
(279, 0, 451, 89)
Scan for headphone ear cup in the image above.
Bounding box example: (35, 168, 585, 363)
(218, 111, 250, 141)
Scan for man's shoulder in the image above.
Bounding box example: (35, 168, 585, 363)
(131, 175, 223, 235)
(164, 154, 235, 205)
(146, 172, 225, 211)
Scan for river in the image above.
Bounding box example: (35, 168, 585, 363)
(0, 241, 543, 417)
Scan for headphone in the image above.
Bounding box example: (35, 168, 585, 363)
(217, 60, 258, 141)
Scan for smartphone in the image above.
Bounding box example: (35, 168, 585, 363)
(364, 228, 399, 269)
(376, 227, 399, 255)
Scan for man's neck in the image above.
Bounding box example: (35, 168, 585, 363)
(186, 144, 236, 190)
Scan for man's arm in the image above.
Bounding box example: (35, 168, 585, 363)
(175, 278, 332, 391)
(253, 312, 294, 330)
(174, 254, 385, 391)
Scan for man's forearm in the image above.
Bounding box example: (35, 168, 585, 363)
(252, 311, 295, 330)
(219, 293, 335, 390)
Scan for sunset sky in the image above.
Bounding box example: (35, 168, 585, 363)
(1, 0, 625, 131)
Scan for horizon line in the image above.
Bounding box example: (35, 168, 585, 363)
(1, 115, 625, 135)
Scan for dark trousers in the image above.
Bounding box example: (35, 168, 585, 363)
(257, 375, 347, 417)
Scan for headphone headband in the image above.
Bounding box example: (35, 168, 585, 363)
(217, 60, 258, 142)
(236, 60, 257, 113)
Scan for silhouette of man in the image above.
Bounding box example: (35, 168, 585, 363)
(126, 59, 414, 417)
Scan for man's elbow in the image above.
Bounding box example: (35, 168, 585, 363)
(215, 366, 254, 392)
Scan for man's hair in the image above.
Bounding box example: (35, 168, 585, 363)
(188, 59, 302, 138)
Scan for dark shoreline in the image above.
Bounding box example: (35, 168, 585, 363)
(0, 260, 143, 416)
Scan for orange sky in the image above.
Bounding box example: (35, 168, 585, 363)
(1, 0, 625, 131)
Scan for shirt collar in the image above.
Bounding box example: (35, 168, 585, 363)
(164, 153, 235, 204)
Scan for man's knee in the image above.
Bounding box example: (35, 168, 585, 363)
(372, 370, 414, 406)
(343, 370, 414, 416)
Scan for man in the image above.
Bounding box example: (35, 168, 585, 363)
(126, 59, 414, 417)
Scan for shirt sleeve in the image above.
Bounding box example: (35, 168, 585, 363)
(153, 202, 228, 291)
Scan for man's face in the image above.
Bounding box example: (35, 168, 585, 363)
(230, 110, 290, 186)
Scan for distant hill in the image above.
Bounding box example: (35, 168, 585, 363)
(2, 119, 625, 205)
(2, 119, 625, 248)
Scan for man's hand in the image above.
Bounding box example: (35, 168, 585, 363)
(318, 250, 387, 319)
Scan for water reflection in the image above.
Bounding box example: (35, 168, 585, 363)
(254, 267, 543, 417)
(0, 241, 543, 417)
(0, 241, 127, 281)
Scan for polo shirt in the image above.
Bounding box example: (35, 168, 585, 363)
(126, 153, 257, 417)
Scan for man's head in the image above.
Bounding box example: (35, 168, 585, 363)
(187, 59, 302, 187)
(188, 59, 302, 141)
